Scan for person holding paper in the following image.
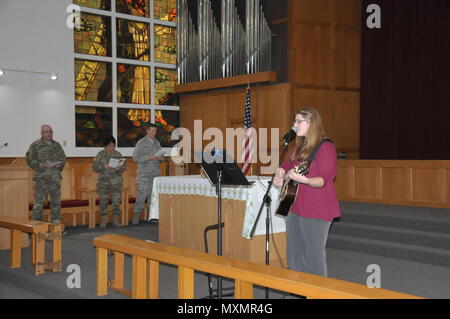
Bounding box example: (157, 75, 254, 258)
(132, 123, 164, 224)
(92, 136, 127, 228)
(26, 125, 66, 224)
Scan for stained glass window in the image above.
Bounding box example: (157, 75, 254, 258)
(74, 0, 179, 149)
(154, 0, 177, 22)
(73, 0, 111, 10)
(75, 106, 113, 147)
(74, 13, 111, 57)
(154, 25, 176, 64)
(154, 110, 179, 147)
(155, 68, 178, 105)
(117, 63, 150, 104)
(116, 18, 150, 61)
(116, 0, 150, 17)
(117, 108, 151, 147)
(75, 59, 112, 102)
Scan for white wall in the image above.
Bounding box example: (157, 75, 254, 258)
(0, 0, 138, 157)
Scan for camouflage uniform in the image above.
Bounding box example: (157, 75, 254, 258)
(26, 139, 66, 221)
(92, 150, 127, 216)
(132, 137, 162, 217)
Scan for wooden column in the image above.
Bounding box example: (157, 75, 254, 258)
(132, 255, 148, 299)
(51, 224, 63, 272)
(235, 280, 254, 299)
(33, 234, 46, 275)
(148, 260, 160, 299)
(96, 247, 108, 296)
(178, 266, 194, 299)
(9, 229, 22, 268)
(111, 252, 125, 290)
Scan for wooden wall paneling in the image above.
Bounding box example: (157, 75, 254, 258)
(201, 94, 229, 151)
(227, 90, 248, 164)
(0, 168, 30, 249)
(335, 0, 362, 27)
(334, 91, 360, 156)
(334, 0, 362, 89)
(335, 164, 354, 198)
(291, 0, 335, 23)
(336, 160, 450, 209)
(354, 167, 378, 199)
(293, 88, 335, 138)
(412, 168, 446, 204)
(290, 22, 333, 86)
(180, 83, 293, 172)
(335, 26, 361, 89)
(447, 169, 450, 208)
(381, 168, 411, 202)
(288, 0, 361, 158)
(255, 83, 293, 174)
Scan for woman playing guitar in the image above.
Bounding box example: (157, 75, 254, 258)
(273, 107, 340, 277)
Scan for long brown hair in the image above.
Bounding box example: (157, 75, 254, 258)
(290, 107, 329, 162)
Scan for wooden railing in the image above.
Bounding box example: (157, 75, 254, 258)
(92, 234, 423, 299)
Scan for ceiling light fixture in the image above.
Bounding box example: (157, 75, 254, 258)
(0, 68, 59, 80)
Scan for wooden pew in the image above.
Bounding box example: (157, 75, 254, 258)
(92, 234, 424, 299)
(11, 158, 93, 227)
(0, 216, 63, 275)
(79, 169, 129, 228)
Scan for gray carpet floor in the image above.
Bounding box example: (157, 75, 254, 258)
(1, 206, 449, 299)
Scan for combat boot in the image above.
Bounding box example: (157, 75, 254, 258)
(100, 215, 108, 228)
(112, 215, 122, 227)
(132, 211, 140, 225)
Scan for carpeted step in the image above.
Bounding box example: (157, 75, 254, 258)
(330, 221, 450, 250)
(339, 210, 450, 234)
(327, 233, 450, 267)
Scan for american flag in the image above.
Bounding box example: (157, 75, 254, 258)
(241, 85, 253, 175)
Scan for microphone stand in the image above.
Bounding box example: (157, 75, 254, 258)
(249, 135, 293, 299)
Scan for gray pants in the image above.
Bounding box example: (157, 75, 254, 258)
(134, 174, 157, 215)
(286, 213, 331, 277)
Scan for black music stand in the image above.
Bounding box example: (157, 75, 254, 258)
(196, 149, 253, 299)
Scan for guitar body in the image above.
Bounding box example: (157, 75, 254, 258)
(275, 160, 310, 217)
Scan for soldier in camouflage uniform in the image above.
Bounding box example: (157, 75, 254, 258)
(132, 124, 164, 224)
(92, 136, 127, 228)
(26, 125, 66, 224)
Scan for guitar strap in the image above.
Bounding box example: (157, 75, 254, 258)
(306, 138, 333, 163)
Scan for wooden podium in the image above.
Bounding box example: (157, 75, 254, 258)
(0, 167, 30, 250)
(158, 194, 287, 267)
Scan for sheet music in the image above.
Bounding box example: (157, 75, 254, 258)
(108, 158, 125, 168)
(155, 149, 165, 157)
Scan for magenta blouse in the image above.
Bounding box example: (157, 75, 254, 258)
(280, 141, 341, 222)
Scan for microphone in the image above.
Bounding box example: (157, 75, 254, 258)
(280, 127, 297, 142)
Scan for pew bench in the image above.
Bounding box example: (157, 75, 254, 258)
(11, 158, 94, 228)
(92, 234, 423, 299)
(79, 172, 138, 228)
(0, 216, 63, 275)
(28, 200, 92, 227)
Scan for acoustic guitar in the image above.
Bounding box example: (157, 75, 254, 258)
(275, 160, 311, 217)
